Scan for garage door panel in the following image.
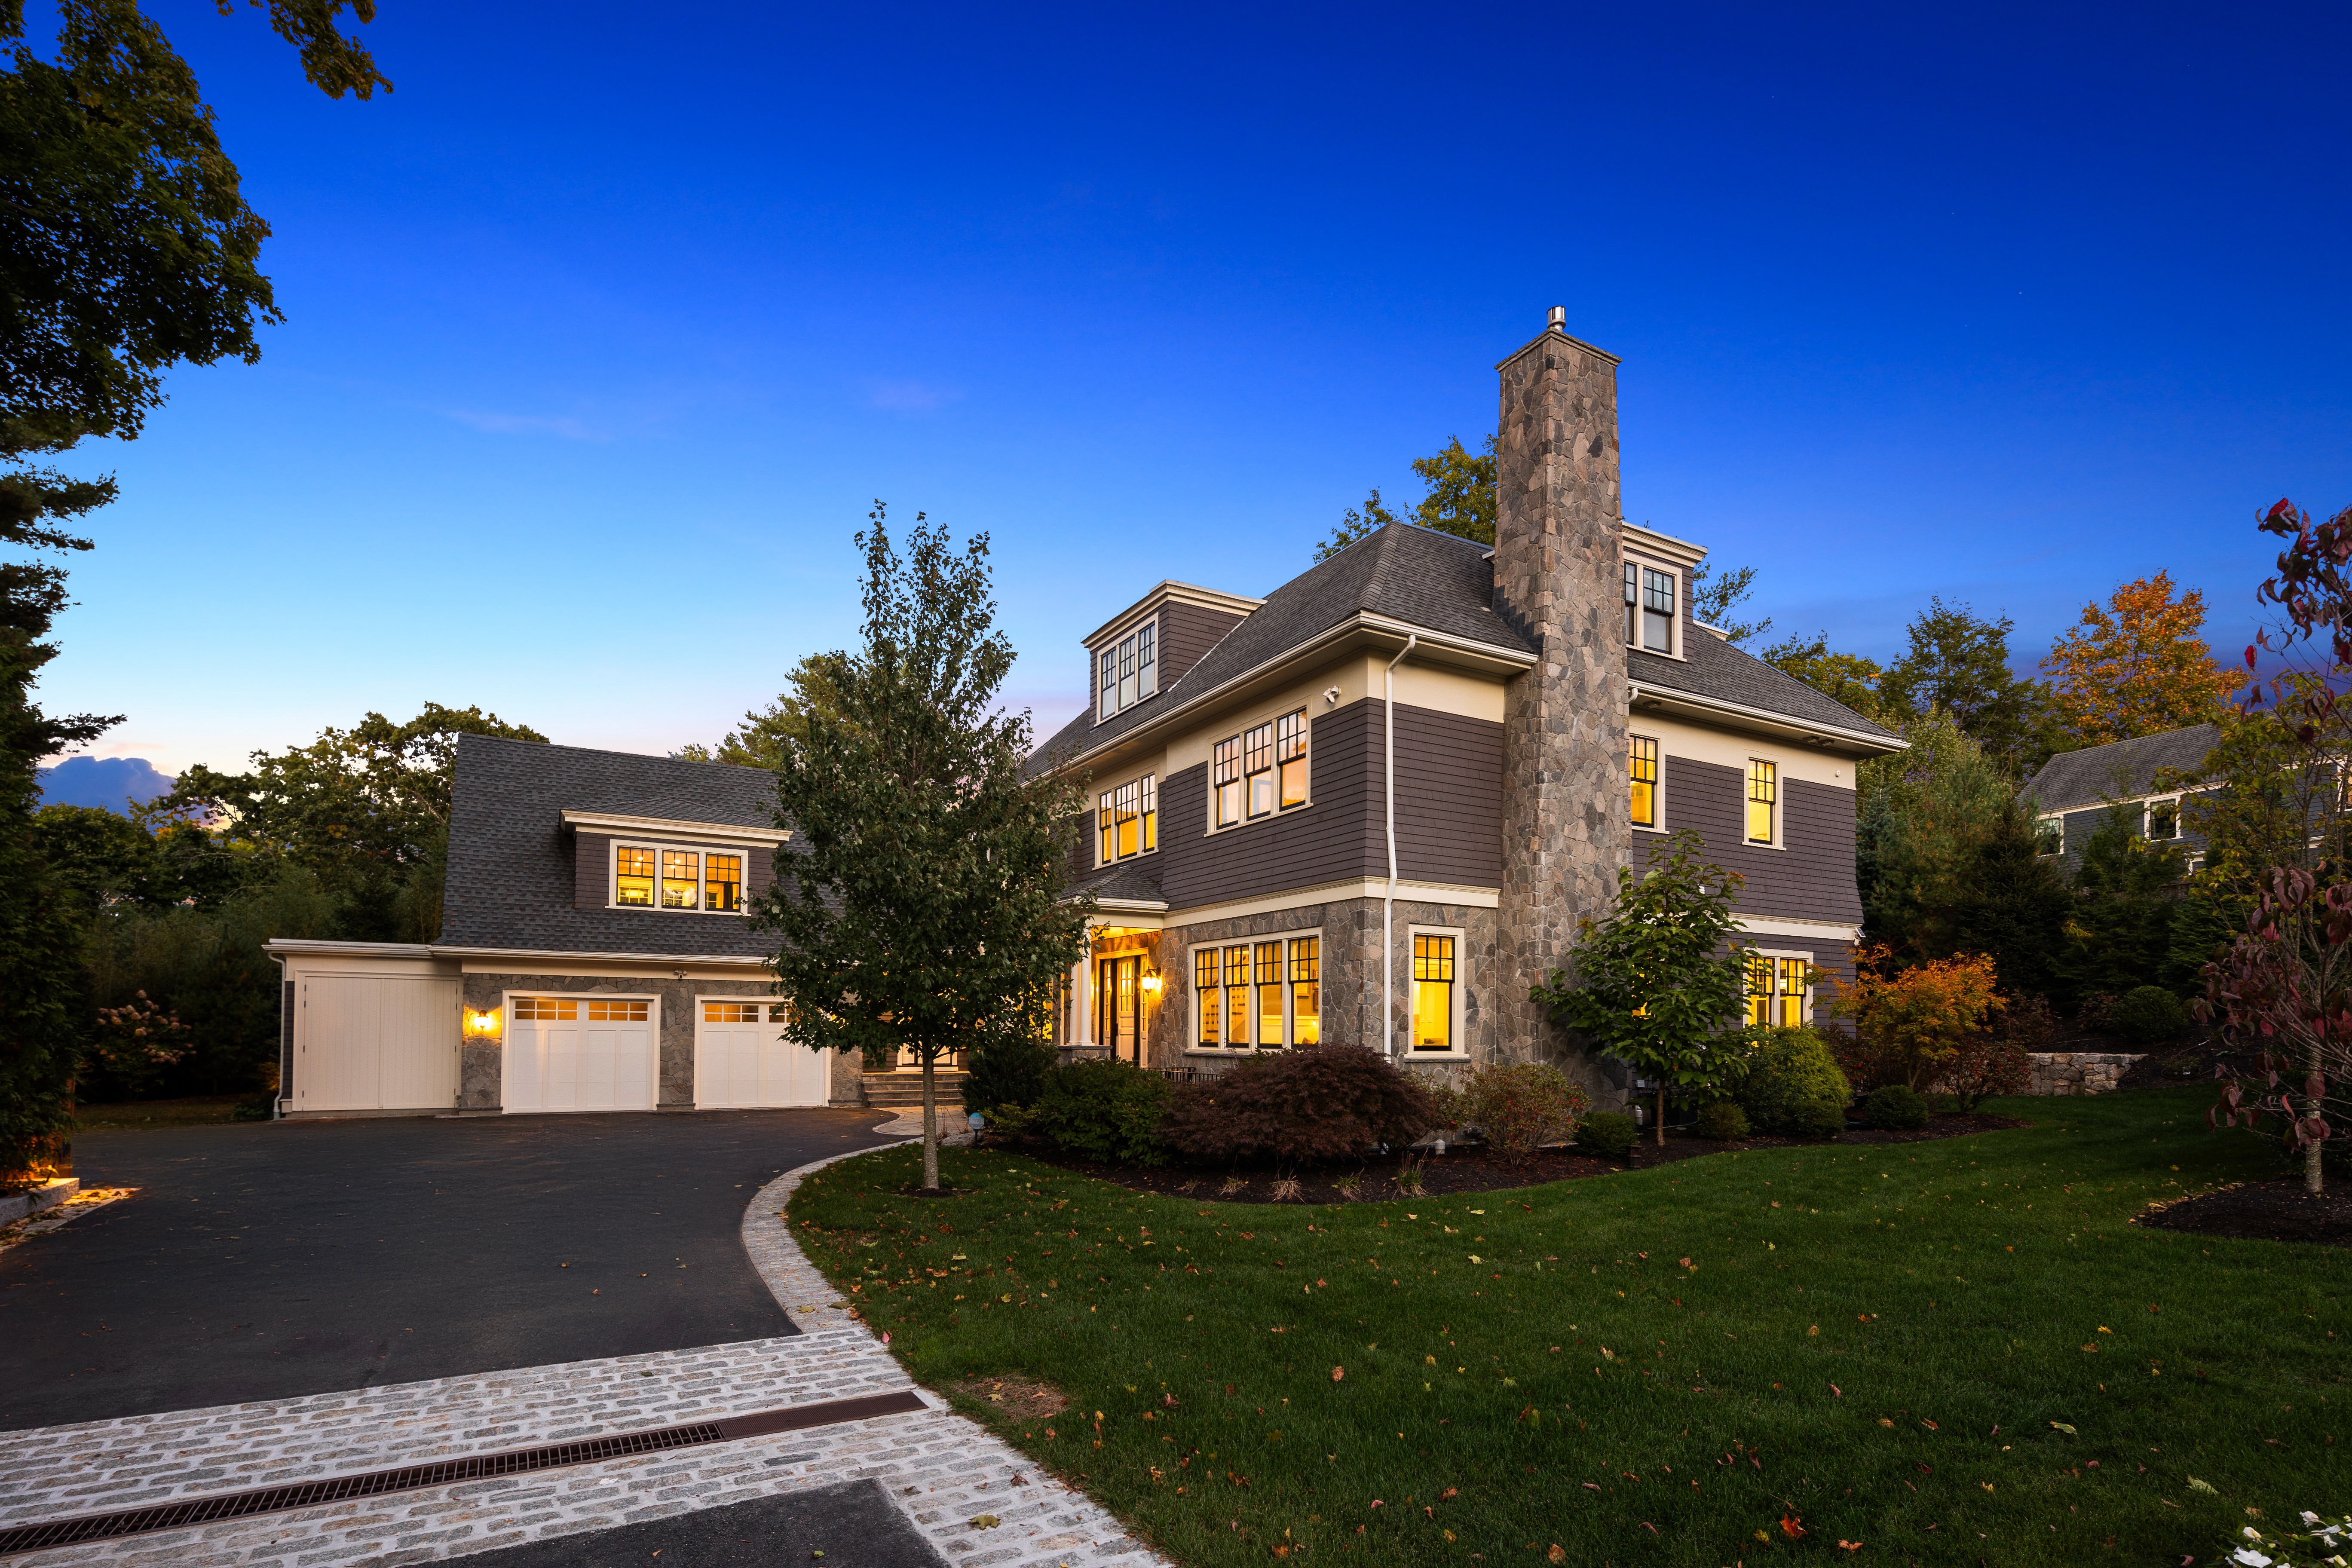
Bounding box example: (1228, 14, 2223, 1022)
(506, 996, 654, 1114)
(297, 975, 456, 1112)
(696, 1001, 825, 1108)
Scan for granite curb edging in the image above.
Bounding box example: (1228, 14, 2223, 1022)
(0, 1178, 80, 1228)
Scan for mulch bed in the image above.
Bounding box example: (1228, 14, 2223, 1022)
(2132, 1175, 2352, 1248)
(994, 1113, 2030, 1205)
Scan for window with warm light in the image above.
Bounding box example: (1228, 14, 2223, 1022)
(1192, 932, 1320, 1050)
(1211, 708, 1308, 829)
(1411, 934, 1456, 1053)
(704, 854, 742, 913)
(1097, 773, 1157, 864)
(615, 847, 655, 906)
(1629, 735, 1659, 828)
(1746, 952, 1812, 1026)
(1277, 710, 1309, 807)
(611, 842, 755, 913)
(1746, 760, 1778, 844)
(513, 996, 577, 1020)
(1244, 720, 1276, 817)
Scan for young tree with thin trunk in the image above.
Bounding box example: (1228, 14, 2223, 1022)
(756, 506, 1093, 1192)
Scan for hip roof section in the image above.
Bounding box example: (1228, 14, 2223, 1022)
(2021, 721, 2223, 813)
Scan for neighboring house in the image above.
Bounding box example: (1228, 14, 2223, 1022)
(2021, 722, 2222, 871)
(1030, 311, 1904, 1102)
(265, 738, 867, 1118)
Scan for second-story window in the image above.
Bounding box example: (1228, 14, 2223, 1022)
(2036, 818, 2064, 856)
(704, 854, 742, 912)
(1098, 774, 1157, 862)
(1624, 563, 1676, 653)
(1244, 720, 1276, 816)
(612, 842, 751, 913)
(1277, 710, 1309, 807)
(1746, 760, 1777, 844)
(1213, 738, 1243, 826)
(1096, 621, 1158, 720)
(2147, 798, 2179, 839)
(1217, 708, 1309, 827)
(1629, 735, 1658, 828)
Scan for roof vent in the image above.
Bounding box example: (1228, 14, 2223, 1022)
(1547, 306, 1566, 333)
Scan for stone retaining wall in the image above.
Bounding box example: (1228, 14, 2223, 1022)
(2026, 1051, 2143, 1096)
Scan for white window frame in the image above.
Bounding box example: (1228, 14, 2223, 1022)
(1405, 923, 1469, 1059)
(2034, 815, 2066, 856)
(607, 839, 753, 915)
(1095, 616, 1160, 722)
(1096, 772, 1158, 867)
(1740, 949, 1814, 1029)
(1207, 707, 1312, 835)
(1744, 756, 1784, 850)
(1629, 731, 1664, 833)
(1621, 557, 1686, 661)
(1185, 928, 1325, 1055)
(2144, 795, 2182, 841)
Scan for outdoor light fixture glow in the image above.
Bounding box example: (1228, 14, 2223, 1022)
(463, 1008, 502, 1040)
(1140, 971, 1162, 995)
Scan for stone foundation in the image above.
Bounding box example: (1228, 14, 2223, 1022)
(2025, 1051, 2143, 1096)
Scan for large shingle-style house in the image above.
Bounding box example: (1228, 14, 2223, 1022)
(265, 738, 868, 1117)
(265, 312, 1900, 1119)
(2022, 722, 2222, 872)
(1031, 313, 1903, 1100)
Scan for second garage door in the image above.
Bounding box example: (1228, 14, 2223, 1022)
(695, 1001, 829, 1107)
(505, 995, 657, 1113)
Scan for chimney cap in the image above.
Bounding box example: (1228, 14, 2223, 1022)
(1547, 306, 1566, 333)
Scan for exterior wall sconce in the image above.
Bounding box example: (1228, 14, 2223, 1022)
(463, 1008, 503, 1041)
(1140, 970, 1162, 996)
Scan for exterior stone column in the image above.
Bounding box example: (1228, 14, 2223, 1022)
(1491, 315, 1631, 1093)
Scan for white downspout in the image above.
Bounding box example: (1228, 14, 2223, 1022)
(1383, 633, 1418, 1057)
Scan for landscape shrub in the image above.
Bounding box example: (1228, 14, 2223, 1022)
(2113, 984, 2190, 1044)
(1736, 1026, 1851, 1138)
(1452, 1062, 1590, 1167)
(960, 1030, 1057, 1119)
(1576, 1111, 1637, 1159)
(1830, 947, 2004, 1090)
(1159, 1046, 1436, 1164)
(1692, 1101, 1750, 1141)
(1000, 1059, 1171, 1167)
(1864, 1083, 1931, 1130)
(2076, 990, 2121, 1034)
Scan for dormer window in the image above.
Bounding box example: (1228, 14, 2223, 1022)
(609, 842, 745, 913)
(1096, 620, 1158, 720)
(1624, 562, 1676, 653)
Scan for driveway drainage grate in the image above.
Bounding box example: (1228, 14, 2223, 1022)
(0, 1389, 929, 1556)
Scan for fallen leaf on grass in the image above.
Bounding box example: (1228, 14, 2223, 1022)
(2051, 1422, 2078, 1435)
(1331, 1366, 1344, 1382)
(1548, 1547, 1565, 1563)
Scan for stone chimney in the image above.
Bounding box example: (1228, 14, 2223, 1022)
(1491, 311, 1630, 1078)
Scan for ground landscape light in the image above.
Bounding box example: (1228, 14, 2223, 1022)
(464, 1008, 502, 1040)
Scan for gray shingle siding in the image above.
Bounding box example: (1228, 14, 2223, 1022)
(442, 734, 786, 957)
(1159, 601, 1249, 688)
(1656, 756, 1862, 926)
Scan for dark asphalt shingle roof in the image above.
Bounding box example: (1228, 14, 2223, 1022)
(2021, 722, 2222, 813)
(1070, 857, 1166, 906)
(441, 733, 786, 957)
(1631, 636, 1899, 741)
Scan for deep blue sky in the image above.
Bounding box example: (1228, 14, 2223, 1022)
(36, 0, 2352, 777)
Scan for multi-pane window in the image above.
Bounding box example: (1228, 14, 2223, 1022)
(1629, 735, 1659, 828)
(1213, 738, 1243, 827)
(2147, 799, 2179, 839)
(703, 1001, 761, 1024)
(2036, 818, 2064, 856)
(1411, 934, 1456, 1053)
(1277, 711, 1309, 808)
(1096, 621, 1159, 720)
(588, 999, 650, 1023)
(1194, 934, 1320, 1049)
(513, 996, 577, 1020)
(1746, 760, 1778, 844)
(612, 844, 752, 913)
(1214, 708, 1309, 827)
(1098, 774, 1158, 863)
(1623, 563, 1675, 653)
(1746, 954, 1811, 1027)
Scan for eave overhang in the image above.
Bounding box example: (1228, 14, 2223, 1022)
(1629, 680, 1909, 759)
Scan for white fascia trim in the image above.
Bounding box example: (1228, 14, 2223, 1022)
(1623, 523, 1707, 569)
(1083, 581, 1265, 647)
(561, 809, 792, 847)
(1630, 680, 1909, 758)
(429, 943, 772, 968)
(264, 938, 438, 959)
(1169, 878, 1500, 929)
(1733, 915, 1862, 942)
(1054, 613, 1535, 774)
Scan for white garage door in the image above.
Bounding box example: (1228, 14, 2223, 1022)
(505, 995, 657, 1113)
(296, 975, 459, 1112)
(695, 1001, 829, 1108)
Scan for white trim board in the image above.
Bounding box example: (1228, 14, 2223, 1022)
(1734, 915, 1862, 941)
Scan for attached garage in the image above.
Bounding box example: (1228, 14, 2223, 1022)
(694, 1000, 829, 1108)
(293, 974, 461, 1113)
(504, 994, 658, 1113)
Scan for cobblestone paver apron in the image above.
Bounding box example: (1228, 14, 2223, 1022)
(0, 1146, 1163, 1568)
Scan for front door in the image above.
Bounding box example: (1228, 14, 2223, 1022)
(1095, 955, 1142, 1063)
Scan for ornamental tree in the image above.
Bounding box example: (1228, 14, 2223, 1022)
(757, 506, 1093, 1192)
(1829, 947, 2003, 1093)
(1533, 829, 1752, 1146)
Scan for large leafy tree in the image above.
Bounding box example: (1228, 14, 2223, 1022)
(2042, 571, 2237, 747)
(758, 506, 1093, 1191)
(1533, 830, 1752, 1145)
(1879, 597, 2065, 775)
(1763, 631, 1887, 720)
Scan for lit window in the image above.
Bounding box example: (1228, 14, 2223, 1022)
(587, 999, 649, 1022)
(1745, 952, 1773, 1027)
(1243, 721, 1276, 817)
(1630, 735, 1658, 828)
(703, 1001, 760, 1024)
(1290, 937, 1320, 1044)
(2147, 799, 2179, 839)
(513, 996, 577, 1020)
(1411, 935, 1455, 1052)
(1746, 952, 1811, 1027)
(1746, 760, 1777, 844)
(615, 847, 655, 906)
(1213, 738, 1243, 827)
(1225, 945, 1251, 1046)
(1099, 790, 1117, 863)
(1096, 620, 1160, 721)
(1116, 780, 1141, 858)
(1195, 948, 1221, 1046)
(1099, 774, 1158, 863)
(1141, 773, 1156, 851)
(1776, 958, 1809, 1027)
(1624, 563, 1675, 653)
(704, 854, 741, 913)
(1255, 941, 1284, 1048)
(661, 850, 699, 909)
(1277, 710, 1309, 807)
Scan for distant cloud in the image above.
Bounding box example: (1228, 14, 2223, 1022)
(864, 379, 963, 415)
(37, 756, 174, 813)
(438, 407, 603, 441)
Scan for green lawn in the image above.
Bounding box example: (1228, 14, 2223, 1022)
(73, 1095, 254, 1131)
(786, 1087, 2342, 1567)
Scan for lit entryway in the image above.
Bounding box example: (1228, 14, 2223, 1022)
(695, 1001, 829, 1108)
(294, 975, 460, 1112)
(504, 995, 657, 1113)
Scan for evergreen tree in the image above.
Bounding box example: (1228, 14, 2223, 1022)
(2054, 806, 2186, 1004)
(1946, 796, 2072, 1000)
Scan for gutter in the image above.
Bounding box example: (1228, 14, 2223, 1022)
(261, 938, 772, 968)
(1627, 680, 1909, 757)
(1383, 633, 1418, 1057)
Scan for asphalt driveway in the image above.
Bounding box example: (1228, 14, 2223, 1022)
(0, 1109, 901, 1433)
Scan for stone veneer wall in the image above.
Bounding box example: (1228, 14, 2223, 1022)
(1491, 322, 1632, 1104)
